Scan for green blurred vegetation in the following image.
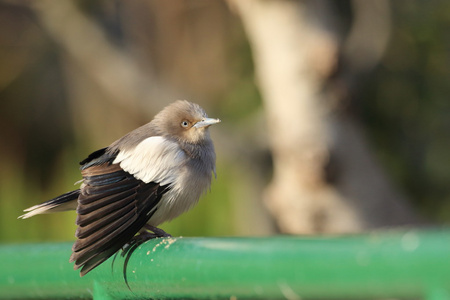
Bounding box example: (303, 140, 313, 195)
(0, 0, 449, 243)
(360, 0, 450, 221)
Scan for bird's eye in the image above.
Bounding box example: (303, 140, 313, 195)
(181, 120, 190, 128)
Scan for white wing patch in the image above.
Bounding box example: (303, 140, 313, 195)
(113, 136, 186, 185)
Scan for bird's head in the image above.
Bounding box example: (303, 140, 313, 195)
(154, 100, 221, 144)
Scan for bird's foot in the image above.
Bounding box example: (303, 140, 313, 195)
(122, 226, 171, 253)
(144, 224, 172, 238)
(129, 226, 171, 244)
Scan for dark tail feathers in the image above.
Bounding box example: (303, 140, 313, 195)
(19, 189, 80, 219)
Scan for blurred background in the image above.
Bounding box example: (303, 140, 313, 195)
(0, 0, 449, 243)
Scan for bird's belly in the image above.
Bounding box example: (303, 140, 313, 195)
(147, 168, 211, 226)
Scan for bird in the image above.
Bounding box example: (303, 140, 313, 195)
(19, 100, 220, 276)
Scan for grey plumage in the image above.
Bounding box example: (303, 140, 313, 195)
(19, 100, 220, 276)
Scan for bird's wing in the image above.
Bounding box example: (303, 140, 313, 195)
(113, 136, 187, 185)
(71, 137, 186, 276)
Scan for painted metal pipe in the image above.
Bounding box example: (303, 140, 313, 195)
(1, 229, 450, 299)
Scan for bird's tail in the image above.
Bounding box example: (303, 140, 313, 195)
(19, 189, 80, 219)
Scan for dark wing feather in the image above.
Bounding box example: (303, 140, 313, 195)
(70, 160, 169, 276)
(79, 147, 117, 169)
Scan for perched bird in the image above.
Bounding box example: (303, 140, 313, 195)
(19, 100, 220, 276)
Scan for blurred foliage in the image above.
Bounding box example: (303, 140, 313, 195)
(359, 0, 450, 221)
(0, 0, 449, 243)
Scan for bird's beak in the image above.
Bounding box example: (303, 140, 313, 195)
(194, 118, 221, 128)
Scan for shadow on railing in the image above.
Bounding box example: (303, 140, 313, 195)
(1, 229, 450, 299)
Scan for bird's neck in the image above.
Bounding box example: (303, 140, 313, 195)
(179, 139, 214, 161)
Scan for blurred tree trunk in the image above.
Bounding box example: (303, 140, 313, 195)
(229, 0, 422, 233)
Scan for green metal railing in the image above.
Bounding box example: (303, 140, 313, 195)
(1, 229, 450, 299)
